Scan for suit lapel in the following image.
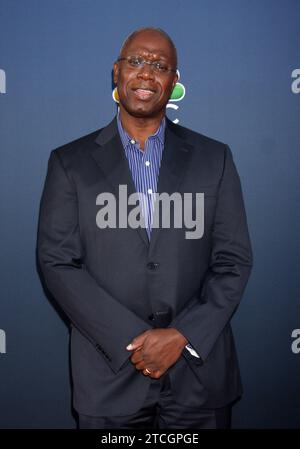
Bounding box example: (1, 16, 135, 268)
(91, 117, 149, 246)
(149, 119, 193, 252)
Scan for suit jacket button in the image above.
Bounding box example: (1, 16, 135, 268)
(147, 262, 160, 270)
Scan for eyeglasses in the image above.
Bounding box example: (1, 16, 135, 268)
(117, 56, 177, 74)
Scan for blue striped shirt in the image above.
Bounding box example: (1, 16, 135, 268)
(117, 113, 165, 240)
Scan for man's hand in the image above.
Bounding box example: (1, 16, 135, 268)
(126, 328, 188, 379)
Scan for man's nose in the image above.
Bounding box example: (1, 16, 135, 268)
(137, 63, 155, 80)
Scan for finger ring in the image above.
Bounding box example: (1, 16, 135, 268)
(144, 368, 151, 375)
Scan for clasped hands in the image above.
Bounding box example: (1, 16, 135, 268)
(126, 328, 188, 379)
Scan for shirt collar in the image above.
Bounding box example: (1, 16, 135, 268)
(117, 110, 165, 150)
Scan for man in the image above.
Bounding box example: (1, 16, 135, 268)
(37, 27, 252, 429)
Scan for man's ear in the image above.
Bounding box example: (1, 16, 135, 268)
(113, 62, 119, 85)
(172, 69, 179, 88)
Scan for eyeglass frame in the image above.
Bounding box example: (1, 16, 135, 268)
(116, 55, 177, 75)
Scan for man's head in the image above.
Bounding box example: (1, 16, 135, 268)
(113, 27, 178, 119)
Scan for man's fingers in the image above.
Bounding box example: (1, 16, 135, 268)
(134, 361, 146, 371)
(126, 332, 149, 351)
(126, 342, 142, 351)
(144, 369, 163, 379)
(149, 371, 162, 379)
(130, 348, 143, 364)
(134, 359, 156, 370)
(130, 355, 164, 379)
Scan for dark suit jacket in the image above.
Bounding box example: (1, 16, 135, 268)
(37, 116, 252, 416)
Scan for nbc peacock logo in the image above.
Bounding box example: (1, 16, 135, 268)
(112, 70, 185, 124)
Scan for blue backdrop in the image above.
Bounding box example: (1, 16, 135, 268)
(0, 0, 299, 428)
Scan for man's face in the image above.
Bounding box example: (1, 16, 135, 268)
(113, 30, 178, 119)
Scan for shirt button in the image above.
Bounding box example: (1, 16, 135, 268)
(148, 188, 153, 194)
(147, 262, 160, 270)
(145, 161, 150, 166)
(130, 139, 136, 144)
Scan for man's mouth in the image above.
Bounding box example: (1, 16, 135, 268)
(133, 88, 155, 100)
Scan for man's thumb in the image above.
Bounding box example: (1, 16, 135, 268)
(126, 337, 143, 351)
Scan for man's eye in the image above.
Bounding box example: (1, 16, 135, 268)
(129, 57, 143, 67)
(155, 62, 168, 72)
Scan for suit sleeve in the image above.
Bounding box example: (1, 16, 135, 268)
(37, 150, 151, 373)
(169, 145, 253, 362)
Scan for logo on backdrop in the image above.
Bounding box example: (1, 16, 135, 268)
(0, 329, 6, 354)
(291, 69, 300, 94)
(291, 329, 300, 354)
(0, 69, 6, 94)
(112, 69, 185, 124)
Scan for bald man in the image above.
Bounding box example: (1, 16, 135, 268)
(38, 27, 252, 429)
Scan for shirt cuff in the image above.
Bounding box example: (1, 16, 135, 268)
(185, 343, 200, 358)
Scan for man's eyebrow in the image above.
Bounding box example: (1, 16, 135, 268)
(127, 47, 170, 59)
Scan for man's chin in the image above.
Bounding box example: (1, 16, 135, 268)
(122, 104, 164, 119)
